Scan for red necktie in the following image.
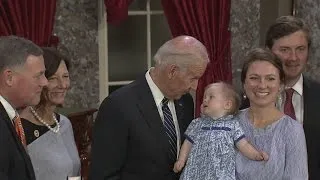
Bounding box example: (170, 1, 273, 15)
(284, 88, 296, 120)
(14, 115, 27, 148)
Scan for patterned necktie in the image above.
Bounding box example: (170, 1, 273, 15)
(284, 88, 296, 120)
(14, 114, 27, 148)
(162, 97, 177, 161)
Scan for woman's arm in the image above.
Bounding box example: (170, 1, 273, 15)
(283, 123, 308, 180)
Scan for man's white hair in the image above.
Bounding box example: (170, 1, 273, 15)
(153, 35, 209, 71)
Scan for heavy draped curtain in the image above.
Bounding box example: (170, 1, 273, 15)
(0, 0, 58, 46)
(104, 0, 134, 25)
(162, 0, 232, 117)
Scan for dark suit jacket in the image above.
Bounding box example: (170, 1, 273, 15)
(240, 76, 320, 179)
(302, 77, 320, 180)
(0, 103, 36, 180)
(89, 76, 194, 180)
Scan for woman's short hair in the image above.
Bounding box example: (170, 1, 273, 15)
(42, 47, 70, 78)
(36, 48, 70, 108)
(241, 48, 285, 84)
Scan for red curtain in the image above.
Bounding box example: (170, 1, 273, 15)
(162, 0, 232, 117)
(0, 0, 58, 47)
(104, 0, 134, 25)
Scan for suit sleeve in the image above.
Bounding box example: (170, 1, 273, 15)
(89, 96, 129, 180)
(0, 120, 9, 180)
(0, 173, 8, 180)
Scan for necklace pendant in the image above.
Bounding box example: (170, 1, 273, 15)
(34, 130, 40, 138)
(30, 107, 60, 134)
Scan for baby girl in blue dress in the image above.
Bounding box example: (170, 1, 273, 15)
(174, 82, 268, 180)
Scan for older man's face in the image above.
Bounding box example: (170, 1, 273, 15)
(166, 62, 207, 100)
(11, 55, 48, 108)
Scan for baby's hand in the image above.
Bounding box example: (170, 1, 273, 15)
(256, 151, 269, 161)
(173, 160, 185, 173)
(261, 151, 269, 161)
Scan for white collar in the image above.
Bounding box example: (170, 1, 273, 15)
(0, 95, 17, 121)
(145, 68, 167, 107)
(287, 74, 303, 96)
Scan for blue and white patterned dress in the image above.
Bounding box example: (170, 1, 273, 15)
(180, 115, 245, 180)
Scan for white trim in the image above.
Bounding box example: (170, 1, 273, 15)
(146, 0, 152, 69)
(109, 81, 134, 86)
(98, 0, 108, 103)
(98, 0, 166, 99)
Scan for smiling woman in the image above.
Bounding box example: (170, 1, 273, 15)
(235, 48, 308, 180)
(19, 48, 81, 180)
(241, 48, 285, 109)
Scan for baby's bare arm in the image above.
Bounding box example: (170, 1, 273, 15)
(173, 140, 192, 172)
(236, 138, 269, 161)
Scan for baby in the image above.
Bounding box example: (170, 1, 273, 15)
(174, 82, 268, 180)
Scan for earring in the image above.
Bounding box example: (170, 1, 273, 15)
(277, 88, 283, 103)
(277, 94, 282, 102)
(243, 93, 247, 100)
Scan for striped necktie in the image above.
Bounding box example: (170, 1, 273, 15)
(162, 97, 177, 161)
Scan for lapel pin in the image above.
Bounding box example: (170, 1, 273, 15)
(34, 130, 39, 138)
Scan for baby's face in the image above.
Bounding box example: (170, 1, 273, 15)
(201, 84, 229, 119)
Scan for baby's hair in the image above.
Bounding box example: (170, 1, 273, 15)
(205, 82, 241, 115)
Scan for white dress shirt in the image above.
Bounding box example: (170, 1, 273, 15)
(278, 75, 304, 123)
(145, 68, 181, 158)
(0, 95, 17, 123)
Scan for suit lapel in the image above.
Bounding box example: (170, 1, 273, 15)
(174, 99, 184, 143)
(0, 104, 34, 179)
(303, 77, 311, 124)
(135, 78, 171, 155)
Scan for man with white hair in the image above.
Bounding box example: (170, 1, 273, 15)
(90, 35, 209, 180)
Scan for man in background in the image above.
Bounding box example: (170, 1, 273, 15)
(0, 36, 48, 180)
(265, 16, 320, 179)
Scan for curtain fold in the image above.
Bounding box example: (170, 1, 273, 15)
(0, 1, 11, 35)
(0, 0, 58, 47)
(104, 0, 134, 25)
(162, 0, 232, 117)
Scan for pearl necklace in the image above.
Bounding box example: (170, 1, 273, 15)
(30, 107, 60, 133)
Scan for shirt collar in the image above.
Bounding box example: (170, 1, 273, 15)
(0, 95, 17, 121)
(288, 74, 303, 96)
(145, 68, 165, 107)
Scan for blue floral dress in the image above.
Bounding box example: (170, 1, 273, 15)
(180, 115, 245, 180)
